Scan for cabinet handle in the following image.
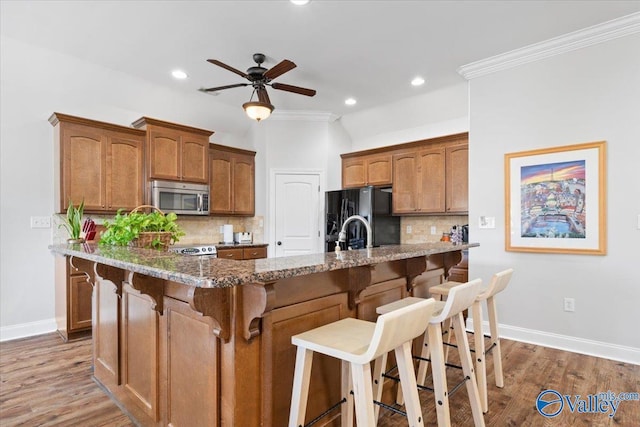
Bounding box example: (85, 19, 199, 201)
(226, 254, 234, 257)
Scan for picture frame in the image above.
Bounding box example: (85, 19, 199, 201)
(505, 141, 606, 255)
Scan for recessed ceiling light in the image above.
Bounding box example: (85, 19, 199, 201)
(411, 76, 425, 86)
(172, 70, 188, 80)
(345, 98, 357, 106)
(290, 0, 310, 5)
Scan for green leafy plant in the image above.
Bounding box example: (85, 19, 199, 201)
(59, 199, 85, 241)
(99, 207, 185, 249)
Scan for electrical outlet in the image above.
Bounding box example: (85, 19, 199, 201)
(30, 216, 51, 229)
(406, 225, 412, 234)
(563, 297, 575, 312)
(431, 226, 437, 235)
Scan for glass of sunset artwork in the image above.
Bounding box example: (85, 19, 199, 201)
(519, 160, 586, 239)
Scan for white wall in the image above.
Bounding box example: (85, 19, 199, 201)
(0, 37, 250, 340)
(468, 33, 640, 362)
(340, 83, 469, 151)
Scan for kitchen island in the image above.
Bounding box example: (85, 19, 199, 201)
(50, 242, 478, 427)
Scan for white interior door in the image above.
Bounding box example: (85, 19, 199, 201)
(273, 172, 321, 257)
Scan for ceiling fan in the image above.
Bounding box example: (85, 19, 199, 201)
(200, 53, 317, 121)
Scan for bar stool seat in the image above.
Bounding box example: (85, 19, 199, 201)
(376, 279, 486, 427)
(429, 269, 514, 413)
(289, 298, 436, 427)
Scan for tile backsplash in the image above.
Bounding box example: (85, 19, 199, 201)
(52, 213, 264, 245)
(401, 215, 469, 244)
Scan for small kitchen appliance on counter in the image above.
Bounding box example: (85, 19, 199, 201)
(222, 224, 234, 244)
(234, 232, 253, 244)
(169, 244, 217, 257)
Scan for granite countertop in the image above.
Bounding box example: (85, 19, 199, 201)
(49, 242, 479, 289)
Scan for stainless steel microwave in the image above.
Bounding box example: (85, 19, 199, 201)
(150, 180, 209, 215)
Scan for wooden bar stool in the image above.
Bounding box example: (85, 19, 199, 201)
(288, 298, 436, 427)
(429, 269, 514, 413)
(376, 279, 485, 427)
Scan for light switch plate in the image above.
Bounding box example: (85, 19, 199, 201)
(478, 216, 495, 229)
(430, 226, 437, 235)
(31, 216, 51, 228)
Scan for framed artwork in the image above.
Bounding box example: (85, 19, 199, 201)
(505, 141, 606, 255)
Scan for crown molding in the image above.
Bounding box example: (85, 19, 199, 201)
(458, 12, 640, 80)
(270, 110, 340, 122)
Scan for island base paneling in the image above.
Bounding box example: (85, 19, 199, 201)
(75, 250, 462, 426)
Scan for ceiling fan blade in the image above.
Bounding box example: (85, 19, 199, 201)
(199, 83, 250, 92)
(263, 60, 296, 80)
(207, 59, 248, 79)
(271, 82, 316, 97)
(257, 86, 272, 105)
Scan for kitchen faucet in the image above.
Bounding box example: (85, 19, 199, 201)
(337, 215, 373, 250)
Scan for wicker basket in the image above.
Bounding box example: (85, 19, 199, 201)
(128, 205, 173, 251)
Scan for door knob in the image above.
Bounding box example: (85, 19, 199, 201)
(277, 241, 282, 245)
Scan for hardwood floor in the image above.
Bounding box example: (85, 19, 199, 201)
(1, 333, 638, 426)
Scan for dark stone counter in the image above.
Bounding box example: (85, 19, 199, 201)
(49, 242, 478, 288)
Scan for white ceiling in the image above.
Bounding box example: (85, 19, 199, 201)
(2, 0, 639, 133)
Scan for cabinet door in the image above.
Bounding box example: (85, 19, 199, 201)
(106, 134, 144, 211)
(342, 157, 366, 188)
(62, 124, 106, 211)
(233, 153, 255, 215)
(148, 128, 181, 180)
(392, 152, 418, 213)
(365, 154, 392, 186)
(446, 144, 469, 213)
(69, 274, 93, 331)
(209, 150, 233, 214)
(181, 135, 209, 183)
(417, 148, 446, 213)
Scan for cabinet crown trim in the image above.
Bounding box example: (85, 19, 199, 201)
(49, 112, 146, 136)
(341, 132, 468, 158)
(132, 116, 214, 136)
(210, 143, 256, 156)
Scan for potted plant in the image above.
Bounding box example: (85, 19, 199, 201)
(100, 205, 185, 250)
(59, 199, 85, 243)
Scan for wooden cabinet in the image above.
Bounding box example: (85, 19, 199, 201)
(132, 117, 213, 184)
(392, 140, 468, 215)
(217, 245, 267, 260)
(209, 144, 256, 216)
(393, 147, 446, 214)
(50, 113, 145, 213)
(445, 144, 469, 213)
(341, 153, 392, 188)
(54, 256, 92, 341)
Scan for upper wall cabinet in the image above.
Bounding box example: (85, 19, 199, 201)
(393, 139, 468, 215)
(209, 144, 256, 216)
(132, 117, 213, 184)
(445, 143, 469, 213)
(50, 113, 145, 213)
(341, 153, 392, 188)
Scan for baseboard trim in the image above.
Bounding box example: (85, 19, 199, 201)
(466, 318, 640, 365)
(0, 318, 57, 342)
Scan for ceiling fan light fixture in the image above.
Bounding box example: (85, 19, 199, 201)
(243, 101, 274, 121)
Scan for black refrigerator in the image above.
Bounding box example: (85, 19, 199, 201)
(325, 186, 400, 252)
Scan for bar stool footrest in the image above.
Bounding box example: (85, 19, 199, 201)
(302, 398, 346, 427)
(373, 400, 407, 417)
